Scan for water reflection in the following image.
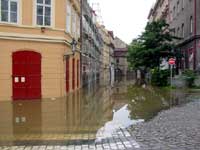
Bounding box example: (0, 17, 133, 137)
(0, 80, 196, 145)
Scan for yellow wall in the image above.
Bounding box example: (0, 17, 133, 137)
(0, 0, 81, 101)
(0, 39, 80, 101)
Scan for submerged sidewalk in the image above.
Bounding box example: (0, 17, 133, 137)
(130, 100, 200, 150)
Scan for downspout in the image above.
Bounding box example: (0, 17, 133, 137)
(80, 0, 83, 87)
(194, 0, 197, 70)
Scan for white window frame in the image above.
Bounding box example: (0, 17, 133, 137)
(76, 14, 80, 39)
(34, 0, 53, 27)
(0, 0, 20, 24)
(66, 0, 71, 33)
(71, 6, 76, 37)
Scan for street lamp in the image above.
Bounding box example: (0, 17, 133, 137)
(71, 38, 77, 54)
(63, 38, 77, 60)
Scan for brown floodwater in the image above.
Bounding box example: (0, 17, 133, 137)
(0, 80, 197, 145)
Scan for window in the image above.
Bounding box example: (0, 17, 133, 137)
(116, 59, 119, 64)
(190, 16, 193, 34)
(182, 0, 185, 10)
(66, 0, 71, 33)
(173, 6, 176, 19)
(177, 27, 180, 37)
(0, 0, 19, 23)
(170, 11, 173, 21)
(177, 1, 179, 14)
(181, 23, 184, 37)
(36, 0, 51, 26)
(76, 14, 80, 39)
(71, 7, 76, 37)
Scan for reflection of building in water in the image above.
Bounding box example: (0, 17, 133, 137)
(0, 88, 114, 143)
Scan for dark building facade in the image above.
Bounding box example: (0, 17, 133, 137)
(169, 0, 200, 71)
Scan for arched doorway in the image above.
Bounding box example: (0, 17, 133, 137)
(12, 51, 41, 100)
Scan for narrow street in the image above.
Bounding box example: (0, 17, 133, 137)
(1, 0, 200, 149)
(0, 79, 200, 150)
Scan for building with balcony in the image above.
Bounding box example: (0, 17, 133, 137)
(0, 0, 81, 101)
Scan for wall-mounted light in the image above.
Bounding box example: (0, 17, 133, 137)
(63, 38, 78, 60)
(71, 38, 78, 54)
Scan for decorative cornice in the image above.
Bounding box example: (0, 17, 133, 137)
(0, 32, 81, 50)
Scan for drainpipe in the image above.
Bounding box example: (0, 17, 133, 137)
(80, 0, 83, 87)
(194, 0, 197, 70)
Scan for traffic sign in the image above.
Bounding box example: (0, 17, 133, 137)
(168, 58, 175, 65)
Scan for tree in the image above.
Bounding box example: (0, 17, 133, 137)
(128, 20, 177, 71)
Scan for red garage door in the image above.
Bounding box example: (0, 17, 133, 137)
(12, 51, 41, 100)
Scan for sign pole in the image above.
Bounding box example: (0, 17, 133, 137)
(168, 58, 175, 87)
(170, 64, 173, 87)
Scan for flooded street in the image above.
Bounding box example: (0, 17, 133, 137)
(0, 80, 199, 149)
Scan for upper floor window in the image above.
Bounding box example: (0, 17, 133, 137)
(177, 1, 180, 14)
(177, 27, 180, 37)
(71, 7, 76, 37)
(190, 16, 193, 34)
(182, 0, 185, 10)
(173, 6, 176, 19)
(181, 23, 184, 37)
(66, 0, 71, 33)
(170, 11, 173, 21)
(0, 0, 19, 23)
(36, 0, 51, 26)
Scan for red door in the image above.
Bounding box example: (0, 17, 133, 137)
(12, 51, 41, 100)
(72, 58, 75, 90)
(66, 58, 70, 93)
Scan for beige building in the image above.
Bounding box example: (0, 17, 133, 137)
(114, 37, 129, 77)
(97, 25, 110, 86)
(0, 0, 81, 101)
(97, 25, 115, 86)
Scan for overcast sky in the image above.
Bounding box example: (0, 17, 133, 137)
(89, 0, 156, 44)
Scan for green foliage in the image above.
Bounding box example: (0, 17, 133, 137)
(182, 70, 197, 87)
(128, 20, 177, 70)
(151, 68, 170, 86)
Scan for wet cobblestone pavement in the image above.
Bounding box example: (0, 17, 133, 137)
(130, 100, 200, 150)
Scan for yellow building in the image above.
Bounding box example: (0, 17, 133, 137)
(0, 0, 81, 101)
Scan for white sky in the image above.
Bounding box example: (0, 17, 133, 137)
(89, 0, 156, 44)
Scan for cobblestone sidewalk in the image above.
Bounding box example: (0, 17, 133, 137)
(130, 100, 200, 150)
